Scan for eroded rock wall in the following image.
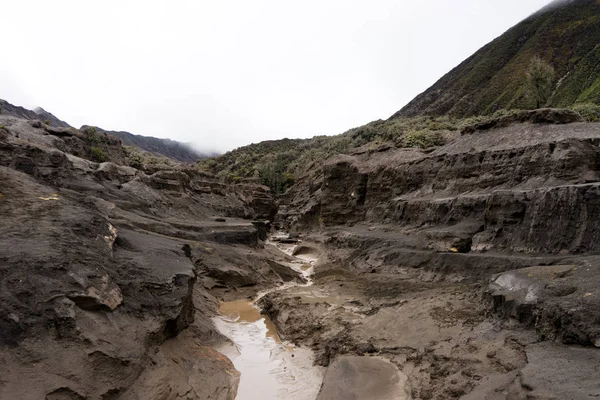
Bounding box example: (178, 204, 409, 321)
(0, 114, 283, 399)
(287, 121, 600, 255)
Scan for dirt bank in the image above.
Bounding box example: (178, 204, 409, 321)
(259, 231, 600, 399)
(266, 118, 600, 399)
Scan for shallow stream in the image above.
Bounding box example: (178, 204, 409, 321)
(212, 240, 324, 400)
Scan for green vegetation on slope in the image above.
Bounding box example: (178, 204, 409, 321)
(108, 130, 211, 163)
(527, 56, 556, 108)
(200, 1, 600, 195)
(198, 105, 600, 194)
(122, 145, 180, 171)
(393, 0, 600, 118)
(198, 116, 461, 193)
(197, 115, 500, 193)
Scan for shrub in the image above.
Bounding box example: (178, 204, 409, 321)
(527, 56, 556, 108)
(83, 126, 97, 135)
(282, 171, 296, 191)
(572, 103, 600, 122)
(402, 130, 445, 149)
(90, 146, 108, 162)
(82, 126, 105, 145)
(128, 153, 143, 169)
(122, 146, 144, 169)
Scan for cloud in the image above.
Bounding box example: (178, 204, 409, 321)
(1, 0, 551, 152)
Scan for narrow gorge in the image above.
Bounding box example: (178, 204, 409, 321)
(2, 1, 600, 398)
(2, 104, 600, 399)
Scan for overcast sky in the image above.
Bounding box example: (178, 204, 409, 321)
(3, 0, 551, 153)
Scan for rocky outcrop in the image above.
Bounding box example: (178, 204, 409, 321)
(0, 111, 285, 399)
(122, 335, 240, 399)
(286, 122, 600, 254)
(272, 119, 600, 399)
(489, 264, 600, 346)
(460, 108, 584, 134)
(234, 183, 279, 220)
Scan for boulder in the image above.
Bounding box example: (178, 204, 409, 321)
(507, 342, 600, 399)
(489, 263, 600, 345)
(316, 356, 410, 400)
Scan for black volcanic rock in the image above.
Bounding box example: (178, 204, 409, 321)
(0, 112, 288, 399)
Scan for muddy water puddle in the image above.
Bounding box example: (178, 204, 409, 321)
(213, 240, 324, 400)
(214, 299, 323, 400)
(219, 299, 282, 342)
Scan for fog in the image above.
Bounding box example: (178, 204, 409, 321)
(2, 0, 550, 152)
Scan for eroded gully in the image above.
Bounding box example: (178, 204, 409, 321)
(212, 239, 324, 400)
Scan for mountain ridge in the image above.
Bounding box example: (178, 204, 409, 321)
(85, 126, 216, 163)
(0, 99, 213, 162)
(0, 99, 71, 127)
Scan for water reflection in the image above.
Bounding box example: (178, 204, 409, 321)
(219, 299, 281, 343)
(212, 239, 323, 400)
(214, 299, 323, 400)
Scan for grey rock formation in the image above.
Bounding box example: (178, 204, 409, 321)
(316, 356, 409, 400)
(273, 117, 600, 399)
(0, 111, 287, 399)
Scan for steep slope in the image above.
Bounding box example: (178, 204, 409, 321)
(392, 0, 600, 118)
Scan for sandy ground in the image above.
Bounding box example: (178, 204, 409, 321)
(258, 239, 600, 400)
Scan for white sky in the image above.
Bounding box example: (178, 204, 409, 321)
(2, 0, 550, 153)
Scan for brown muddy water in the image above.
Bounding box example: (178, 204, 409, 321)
(213, 240, 324, 400)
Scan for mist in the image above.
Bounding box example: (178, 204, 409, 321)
(2, 0, 551, 153)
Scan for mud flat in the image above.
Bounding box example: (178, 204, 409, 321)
(258, 231, 600, 400)
(216, 237, 414, 400)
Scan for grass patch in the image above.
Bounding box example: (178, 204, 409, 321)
(572, 103, 600, 122)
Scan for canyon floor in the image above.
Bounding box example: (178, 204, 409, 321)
(1, 108, 600, 399)
(260, 233, 600, 400)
